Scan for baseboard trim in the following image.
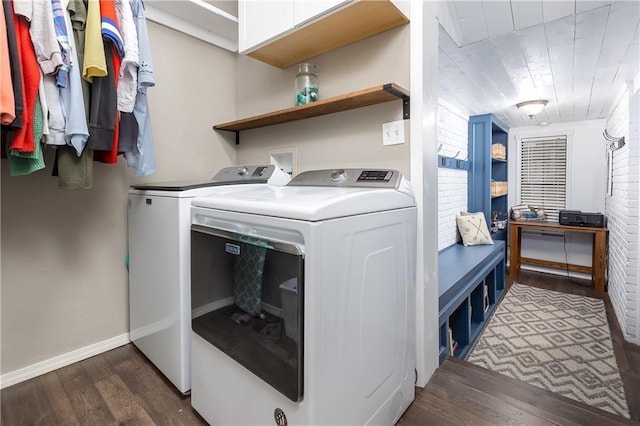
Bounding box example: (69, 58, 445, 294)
(0, 333, 131, 389)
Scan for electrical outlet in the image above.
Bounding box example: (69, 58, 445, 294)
(382, 120, 405, 146)
(269, 147, 297, 177)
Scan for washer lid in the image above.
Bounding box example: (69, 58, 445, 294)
(191, 184, 416, 221)
(130, 180, 227, 191)
(130, 179, 257, 192)
(129, 164, 289, 191)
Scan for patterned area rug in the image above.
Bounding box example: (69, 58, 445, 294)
(466, 283, 630, 418)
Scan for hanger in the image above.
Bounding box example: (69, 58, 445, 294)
(603, 129, 625, 151)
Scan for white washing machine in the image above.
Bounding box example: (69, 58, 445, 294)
(189, 168, 416, 425)
(127, 165, 290, 394)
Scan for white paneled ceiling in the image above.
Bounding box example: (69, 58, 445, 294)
(438, 0, 640, 128)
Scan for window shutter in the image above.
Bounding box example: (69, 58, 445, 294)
(520, 136, 567, 222)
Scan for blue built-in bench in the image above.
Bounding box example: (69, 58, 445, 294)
(438, 241, 506, 363)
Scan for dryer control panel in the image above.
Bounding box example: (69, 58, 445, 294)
(212, 164, 275, 182)
(288, 168, 401, 188)
(356, 170, 394, 182)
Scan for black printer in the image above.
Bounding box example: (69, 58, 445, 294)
(559, 210, 607, 228)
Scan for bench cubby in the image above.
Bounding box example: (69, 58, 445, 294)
(438, 241, 506, 363)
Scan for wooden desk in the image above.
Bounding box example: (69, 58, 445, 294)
(508, 221, 609, 293)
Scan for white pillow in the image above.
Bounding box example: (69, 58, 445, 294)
(456, 212, 494, 246)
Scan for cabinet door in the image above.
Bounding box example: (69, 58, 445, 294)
(238, 0, 294, 53)
(293, 0, 351, 26)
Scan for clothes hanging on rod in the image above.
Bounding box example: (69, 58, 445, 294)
(2, 0, 23, 129)
(123, 0, 155, 176)
(54, 0, 93, 189)
(0, 3, 16, 125)
(1, 0, 157, 186)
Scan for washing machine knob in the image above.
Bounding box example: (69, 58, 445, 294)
(237, 166, 249, 176)
(330, 169, 346, 183)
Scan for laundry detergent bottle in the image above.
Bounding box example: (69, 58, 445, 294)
(295, 63, 318, 105)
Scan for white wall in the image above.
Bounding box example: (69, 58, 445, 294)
(0, 22, 237, 383)
(605, 80, 639, 344)
(437, 103, 468, 250)
(410, 1, 441, 386)
(508, 120, 607, 275)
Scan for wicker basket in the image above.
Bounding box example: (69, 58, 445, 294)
(491, 144, 506, 160)
(491, 181, 507, 197)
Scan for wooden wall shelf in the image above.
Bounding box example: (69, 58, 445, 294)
(214, 83, 409, 144)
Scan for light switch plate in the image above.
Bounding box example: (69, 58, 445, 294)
(382, 120, 405, 146)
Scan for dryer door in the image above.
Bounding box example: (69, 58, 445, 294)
(191, 225, 304, 402)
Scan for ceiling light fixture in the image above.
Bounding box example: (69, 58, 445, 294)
(516, 99, 548, 118)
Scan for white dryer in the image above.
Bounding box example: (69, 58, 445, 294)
(127, 165, 290, 394)
(190, 168, 416, 425)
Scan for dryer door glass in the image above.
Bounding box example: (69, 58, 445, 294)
(191, 225, 304, 402)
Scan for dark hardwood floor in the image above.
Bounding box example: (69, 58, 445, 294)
(2, 270, 639, 425)
(1, 341, 204, 425)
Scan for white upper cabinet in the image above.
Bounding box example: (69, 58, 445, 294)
(239, 0, 351, 54)
(238, 0, 294, 53)
(293, 0, 351, 26)
(238, 0, 408, 69)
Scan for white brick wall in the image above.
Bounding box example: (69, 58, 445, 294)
(437, 104, 468, 250)
(605, 83, 639, 344)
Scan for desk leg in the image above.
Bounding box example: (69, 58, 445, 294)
(593, 231, 607, 293)
(509, 224, 521, 279)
